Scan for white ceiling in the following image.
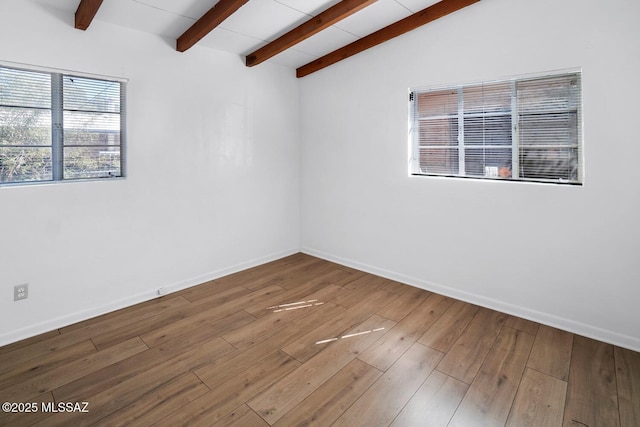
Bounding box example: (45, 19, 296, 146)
(38, 0, 442, 68)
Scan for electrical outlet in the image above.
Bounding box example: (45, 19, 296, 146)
(14, 283, 28, 301)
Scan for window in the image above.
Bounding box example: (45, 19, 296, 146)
(0, 64, 125, 185)
(409, 71, 582, 184)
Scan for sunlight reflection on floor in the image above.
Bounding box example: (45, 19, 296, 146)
(315, 327, 386, 345)
(266, 299, 325, 313)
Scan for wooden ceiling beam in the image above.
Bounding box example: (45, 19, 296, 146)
(177, 0, 251, 52)
(245, 0, 377, 67)
(75, 0, 104, 30)
(296, 0, 481, 78)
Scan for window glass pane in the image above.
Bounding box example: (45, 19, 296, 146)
(64, 111, 120, 146)
(0, 147, 52, 182)
(519, 148, 578, 181)
(63, 75, 123, 181)
(465, 148, 512, 178)
(63, 76, 120, 113)
(519, 111, 578, 147)
(463, 82, 511, 114)
(517, 74, 580, 113)
(0, 67, 50, 109)
(418, 117, 458, 146)
(0, 107, 51, 146)
(464, 115, 511, 146)
(63, 146, 121, 179)
(419, 148, 459, 175)
(417, 90, 458, 117)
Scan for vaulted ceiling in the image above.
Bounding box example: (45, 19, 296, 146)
(65, 0, 480, 77)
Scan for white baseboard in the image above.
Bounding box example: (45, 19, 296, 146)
(0, 248, 299, 347)
(302, 247, 640, 353)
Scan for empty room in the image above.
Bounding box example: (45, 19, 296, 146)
(1, 0, 639, 426)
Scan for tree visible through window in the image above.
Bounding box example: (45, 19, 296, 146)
(0, 64, 125, 185)
(409, 71, 582, 184)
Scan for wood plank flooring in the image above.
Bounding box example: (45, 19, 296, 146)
(0, 253, 638, 427)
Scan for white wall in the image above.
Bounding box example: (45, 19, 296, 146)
(0, 1, 300, 345)
(3, 0, 639, 352)
(300, 0, 640, 350)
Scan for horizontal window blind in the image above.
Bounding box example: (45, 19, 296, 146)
(410, 71, 582, 184)
(63, 75, 123, 179)
(0, 67, 53, 182)
(517, 74, 580, 182)
(0, 64, 125, 185)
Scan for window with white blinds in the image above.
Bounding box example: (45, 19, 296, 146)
(0, 64, 125, 185)
(409, 71, 582, 184)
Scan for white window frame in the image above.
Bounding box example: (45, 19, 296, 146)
(0, 62, 127, 186)
(409, 69, 583, 185)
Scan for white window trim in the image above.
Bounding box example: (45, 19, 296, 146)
(408, 68, 583, 185)
(0, 61, 127, 186)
